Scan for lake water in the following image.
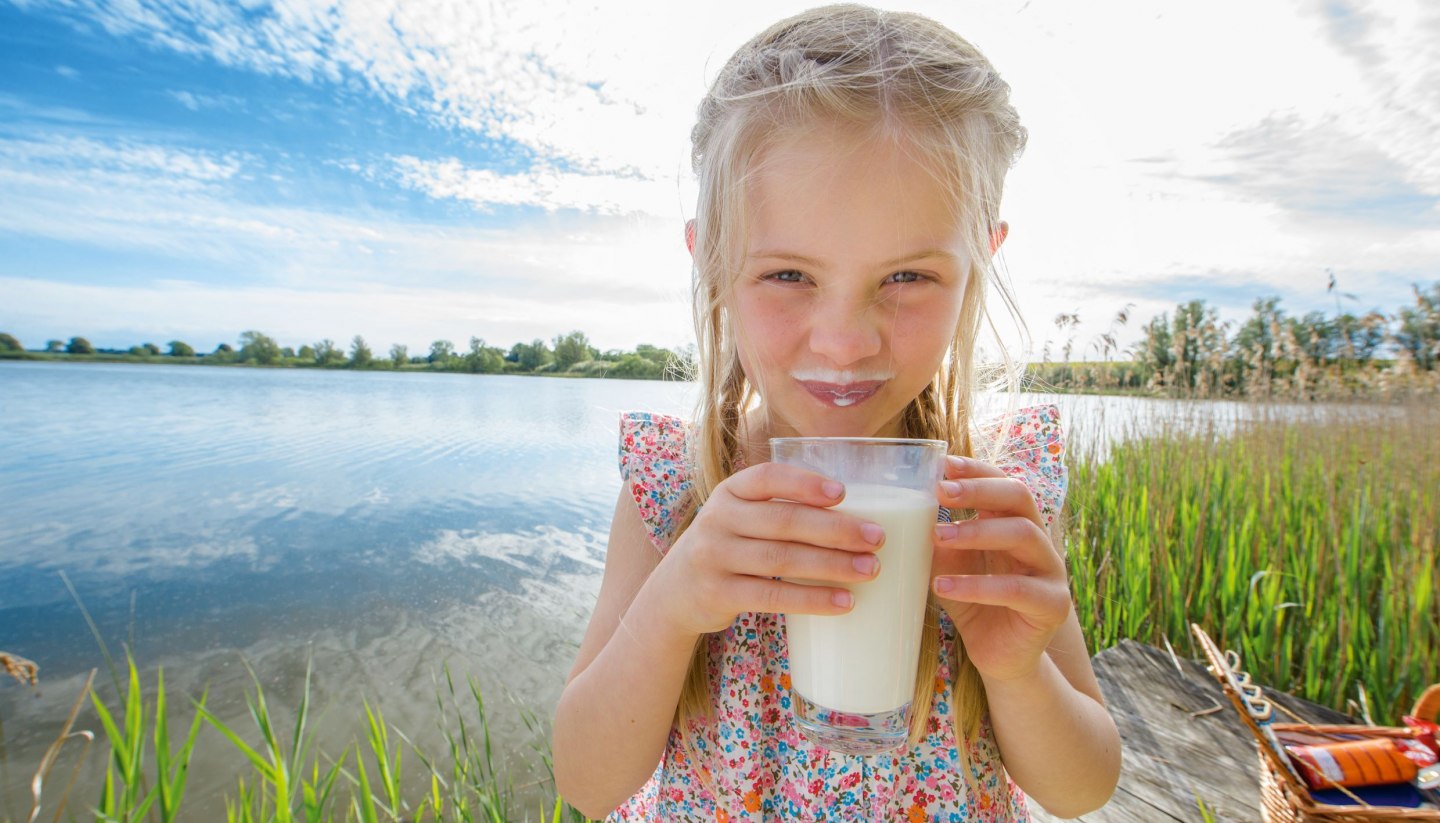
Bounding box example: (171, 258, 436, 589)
(0, 361, 700, 819)
(0, 361, 1326, 818)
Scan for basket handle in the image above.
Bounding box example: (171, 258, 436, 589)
(1412, 684, 1440, 724)
(1190, 624, 1310, 796)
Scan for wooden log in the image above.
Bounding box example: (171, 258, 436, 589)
(1028, 640, 1351, 823)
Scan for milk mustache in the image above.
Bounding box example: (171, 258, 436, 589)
(786, 482, 936, 714)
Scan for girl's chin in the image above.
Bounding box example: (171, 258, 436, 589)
(770, 407, 907, 440)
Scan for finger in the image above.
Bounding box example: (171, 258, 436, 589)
(938, 476, 1040, 522)
(932, 574, 1071, 621)
(942, 454, 1008, 480)
(725, 461, 847, 506)
(734, 500, 884, 552)
(731, 539, 882, 583)
(728, 575, 856, 616)
(933, 517, 1063, 574)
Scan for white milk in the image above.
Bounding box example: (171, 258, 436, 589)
(785, 483, 936, 715)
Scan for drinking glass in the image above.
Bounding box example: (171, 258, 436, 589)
(770, 437, 945, 755)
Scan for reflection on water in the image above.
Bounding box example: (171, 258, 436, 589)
(0, 362, 1365, 817)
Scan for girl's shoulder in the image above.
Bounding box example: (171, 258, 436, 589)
(977, 403, 1067, 528)
(618, 411, 692, 554)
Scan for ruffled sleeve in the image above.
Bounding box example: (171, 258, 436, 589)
(618, 411, 693, 554)
(981, 404, 1067, 529)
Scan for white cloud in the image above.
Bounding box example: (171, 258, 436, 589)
(0, 132, 245, 182)
(390, 155, 677, 217)
(166, 88, 246, 111)
(39, 0, 698, 180)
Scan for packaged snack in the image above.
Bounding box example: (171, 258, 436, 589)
(1404, 717, 1440, 759)
(1286, 737, 1420, 790)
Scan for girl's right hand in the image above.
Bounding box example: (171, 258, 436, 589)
(652, 462, 885, 636)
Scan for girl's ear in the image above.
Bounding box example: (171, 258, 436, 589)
(989, 221, 1009, 255)
(685, 219, 697, 257)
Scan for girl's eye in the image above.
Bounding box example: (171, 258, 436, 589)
(885, 271, 924, 284)
(765, 270, 808, 284)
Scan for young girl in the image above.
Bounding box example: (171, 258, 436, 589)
(553, 5, 1121, 820)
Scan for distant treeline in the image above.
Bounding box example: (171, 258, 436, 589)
(1026, 282, 1439, 399)
(4, 281, 1437, 396)
(0, 330, 693, 381)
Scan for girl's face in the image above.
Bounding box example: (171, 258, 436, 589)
(732, 126, 972, 440)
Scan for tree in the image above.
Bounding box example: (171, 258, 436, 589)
(313, 339, 343, 366)
(1134, 315, 1172, 389)
(210, 343, 236, 363)
(1396, 282, 1440, 371)
(0, 333, 22, 352)
(45, 340, 64, 353)
(464, 337, 505, 374)
(239, 330, 282, 365)
(167, 340, 195, 357)
(428, 339, 456, 365)
(607, 353, 663, 379)
(297, 344, 315, 362)
(1234, 297, 1283, 396)
(552, 330, 594, 371)
(509, 339, 553, 372)
(66, 337, 95, 355)
(633, 344, 682, 378)
(349, 335, 373, 368)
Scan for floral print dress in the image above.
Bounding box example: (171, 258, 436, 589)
(609, 406, 1068, 822)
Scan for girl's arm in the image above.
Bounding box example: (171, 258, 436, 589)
(931, 459, 1120, 817)
(553, 464, 884, 819)
(983, 593, 1120, 817)
(551, 488, 700, 819)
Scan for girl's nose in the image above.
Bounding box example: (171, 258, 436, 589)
(807, 299, 883, 366)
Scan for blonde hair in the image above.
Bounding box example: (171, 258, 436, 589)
(677, 3, 1027, 757)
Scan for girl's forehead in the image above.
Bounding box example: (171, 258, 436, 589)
(743, 129, 967, 256)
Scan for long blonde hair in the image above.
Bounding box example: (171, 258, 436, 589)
(677, 3, 1027, 752)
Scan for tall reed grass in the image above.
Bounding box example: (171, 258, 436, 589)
(1065, 402, 1438, 720)
(10, 657, 591, 823)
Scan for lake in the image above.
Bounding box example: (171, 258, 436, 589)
(0, 361, 1312, 818)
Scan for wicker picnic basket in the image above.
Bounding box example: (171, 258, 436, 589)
(1191, 624, 1440, 823)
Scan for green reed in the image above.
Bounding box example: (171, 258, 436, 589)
(1065, 402, 1439, 720)
(16, 656, 590, 823)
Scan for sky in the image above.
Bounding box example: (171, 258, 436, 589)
(1, 0, 1437, 358)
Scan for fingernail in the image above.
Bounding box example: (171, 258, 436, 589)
(822, 480, 844, 500)
(832, 590, 854, 608)
(948, 455, 969, 469)
(852, 554, 878, 576)
(934, 577, 955, 594)
(860, 523, 884, 545)
(941, 480, 962, 497)
(935, 523, 959, 540)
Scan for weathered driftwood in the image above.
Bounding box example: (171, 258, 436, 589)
(1029, 640, 1352, 823)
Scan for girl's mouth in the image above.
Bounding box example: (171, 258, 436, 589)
(798, 380, 886, 408)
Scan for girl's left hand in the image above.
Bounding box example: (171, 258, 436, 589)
(931, 455, 1072, 684)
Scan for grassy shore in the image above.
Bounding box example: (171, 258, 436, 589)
(7, 401, 1436, 821)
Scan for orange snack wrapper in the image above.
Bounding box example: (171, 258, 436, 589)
(1285, 738, 1420, 790)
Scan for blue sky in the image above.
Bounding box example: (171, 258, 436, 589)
(1, 0, 1437, 357)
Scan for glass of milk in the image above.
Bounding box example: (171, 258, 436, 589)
(770, 437, 945, 756)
